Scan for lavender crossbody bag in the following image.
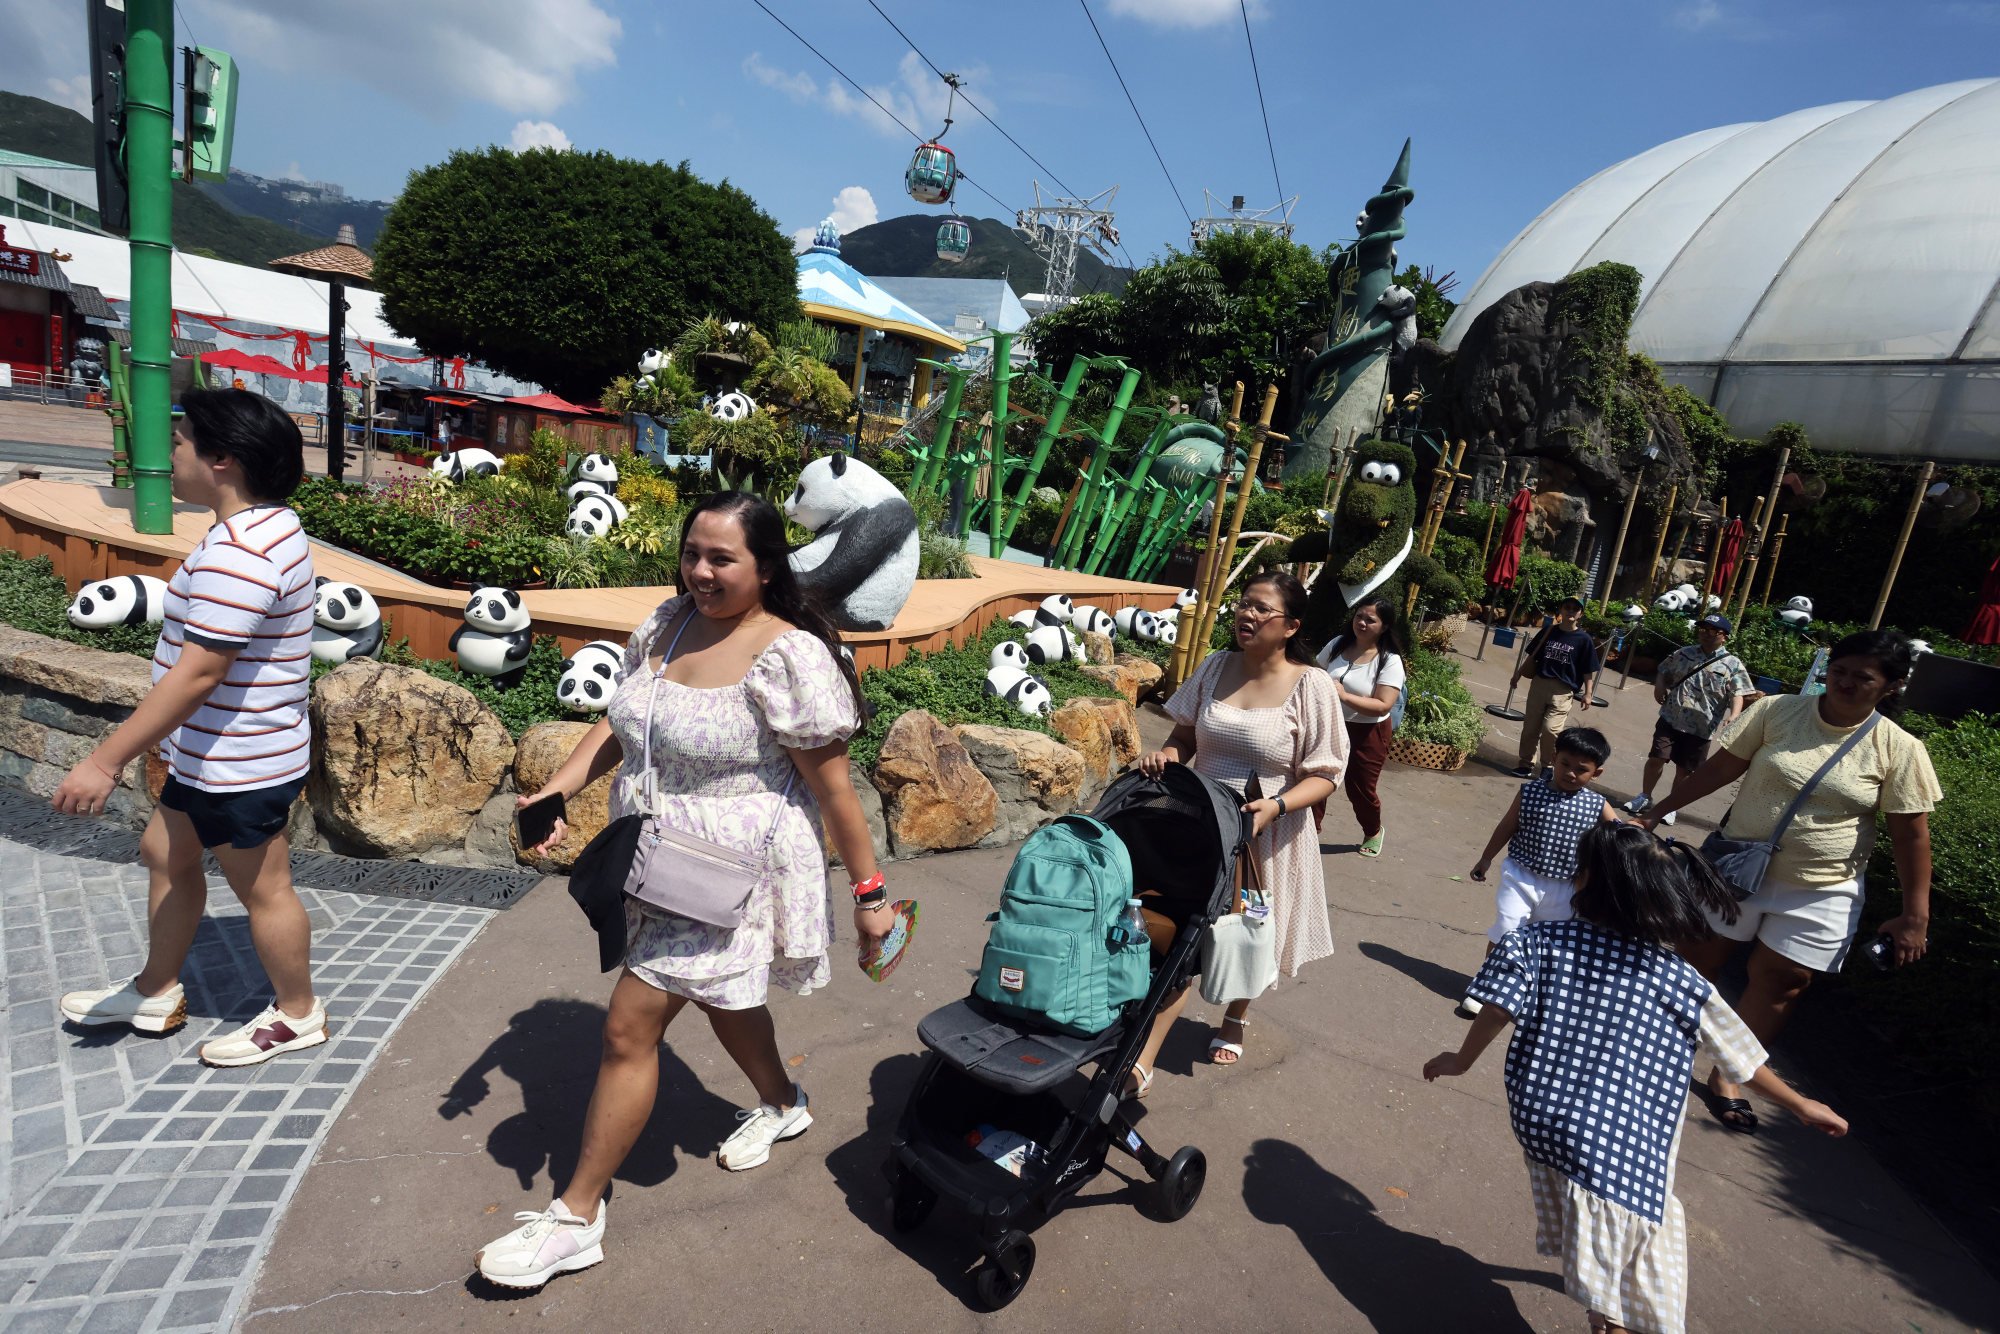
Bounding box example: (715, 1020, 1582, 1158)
(621, 611, 795, 931)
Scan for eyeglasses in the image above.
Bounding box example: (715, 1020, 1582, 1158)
(1237, 604, 1288, 621)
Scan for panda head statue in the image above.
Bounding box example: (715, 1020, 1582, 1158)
(566, 479, 611, 505)
(1784, 595, 1813, 616)
(431, 448, 500, 484)
(556, 640, 625, 712)
(711, 391, 757, 423)
(566, 495, 623, 539)
(1622, 604, 1646, 622)
(1071, 605, 1115, 638)
(313, 578, 381, 632)
(1116, 607, 1163, 642)
(1025, 622, 1076, 665)
(638, 348, 670, 377)
(1158, 617, 1179, 646)
(1175, 587, 1199, 609)
(463, 586, 530, 634)
(1038, 594, 1075, 624)
(66, 574, 167, 629)
(575, 453, 619, 491)
(990, 640, 1031, 673)
(783, 451, 906, 533)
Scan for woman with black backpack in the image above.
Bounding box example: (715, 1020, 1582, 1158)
(1315, 595, 1409, 858)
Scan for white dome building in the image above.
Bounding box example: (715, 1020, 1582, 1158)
(1440, 79, 2000, 460)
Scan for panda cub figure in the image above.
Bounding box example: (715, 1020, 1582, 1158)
(431, 448, 501, 484)
(990, 641, 1031, 673)
(1776, 595, 1814, 630)
(574, 453, 619, 492)
(557, 639, 625, 712)
(1007, 610, 1038, 630)
(567, 479, 611, 505)
(711, 391, 757, 422)
(310, 578, 384, 663)
(784, 451, 920, 632)
(1702, 594, 1722, 613)
(566, 494, 629, 539)
(1653, 588, 1690, 614)
(451, 586, 533, 685)
(1114, 605, 1161, 641)
(984, 665, 1053, 718)
(1175, 587, 1199, 610)
(1622, 604, 1646, 622)
(66, 574, 168, 629)
(1025, 621, 1078, 665)
(1071, 605, 1116, 638)
(1158, 618, 1179, 647)
(1038, 594, 1074, 624)
(638, 348, 670, 377)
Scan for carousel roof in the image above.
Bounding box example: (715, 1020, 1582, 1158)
(796, 219, 967, 353)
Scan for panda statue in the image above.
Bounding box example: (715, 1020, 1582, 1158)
(566, 494, 629, 539)
(1025, 621, 1079, 665)
(451, 586, 534, 686)
(1007, 610, 1038, 630)
(66, 574, 168, 629)
(990, 641, 1032, 674)
(638, 348, 671, 377)
(557, 639, 625, 712)
(1072, 605, 1116, 638)
(711, 391, 757, 422)
(567, 479, 611, 505)
(1158, 617, 1179, 647)
(1653, 588, 1690, 614)
(1703, 594, 1722, 613)
(431, 448, 501, 484)
(574, 453, 620, 493)
(1114, 606, 1163, 642)
(1038, 594, 1074, 625)
(984, 665, 1053, 718)
(783, 451, 919, 632)
(1175, 587, 1199, 610)
(310, 578, 384, 663)
(1622, 604, 1646, 622)
(1777, 596, 1813, 630)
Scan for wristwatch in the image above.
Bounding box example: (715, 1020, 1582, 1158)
(1274, 795, 1288, 817)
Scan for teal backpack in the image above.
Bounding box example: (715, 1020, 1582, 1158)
(973, 815, 1150, 1036)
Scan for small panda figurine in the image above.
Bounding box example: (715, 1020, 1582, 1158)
(1038, 594, 1075, 624)
(1071, 605, 1116, 638)
(310, 578, 384, 663)
(785, 451, 920, 632)
(1007, 610, 1039, 630)
(1158, 618, 1179, 647)
(66, 574, 168, 629)
(984, 665, 1053, 718)
(1175, 587, 1199, 610)
(1115, 606, 1164, 642)
(1653, 589, 1689, 614)
(711, 390, 757, 422)
(1025, 621, 1078, 665)
(575, 453, 619, 492)
(1703, 594, 1722, 612)
(557, 639, 625, 712)
(566, 494, 628, 539)
(990, 641, 1031, 673)
(1776, 595, 1813, 630)
(567, 479, 611, 505)
(450, 586, 533, 685)
(1622, 604, 1646, 622)
(638, 348, 671, 377)
(431, 448, 501, 484)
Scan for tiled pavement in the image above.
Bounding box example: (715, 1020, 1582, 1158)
(0, 817, 522, 1332)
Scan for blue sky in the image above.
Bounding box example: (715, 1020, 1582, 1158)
(5, 0, 1999, 292)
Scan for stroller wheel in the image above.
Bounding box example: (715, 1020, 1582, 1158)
(1154, 1146, 1207, 1222)
(973, 1230, 1035, 1310)
(889, 1173, 937, 1233)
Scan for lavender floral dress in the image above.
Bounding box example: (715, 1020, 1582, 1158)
(606, 595, 859, 1010)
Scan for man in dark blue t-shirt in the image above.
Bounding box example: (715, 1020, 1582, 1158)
(1510, 597, 1601, 777)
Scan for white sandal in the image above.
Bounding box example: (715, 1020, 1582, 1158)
(1208, 1016, 1248, 1066)
(1124, 1063, 1155, 1100)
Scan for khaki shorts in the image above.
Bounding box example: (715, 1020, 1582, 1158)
(1703, 874, 1865, 972)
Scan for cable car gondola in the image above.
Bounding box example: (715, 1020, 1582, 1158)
(936, 215, 970, 263)
(905, 72, 964, 207)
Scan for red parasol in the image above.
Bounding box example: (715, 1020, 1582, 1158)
(1963, 551, 2000, 645)
(1486, 486, 1533, 589)
(1711, 518, 1746, 591)
(506, 392, 600, 415)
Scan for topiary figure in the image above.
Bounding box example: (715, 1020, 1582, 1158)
(1285, 438, 1463, 648)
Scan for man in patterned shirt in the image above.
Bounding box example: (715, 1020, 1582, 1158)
(1623, 614, 1753, 827)
(53, 390, 327, 1068)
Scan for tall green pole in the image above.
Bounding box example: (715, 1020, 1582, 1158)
(1084, 416, 1181, 575)
(914, 359, 967, 496)
(993, 352, 1090, 552)
(107, 341, 131, 488)
(985, 330, 1013, 556)
(126, 0, 176, 534)
(1123, 481, 1170, 579)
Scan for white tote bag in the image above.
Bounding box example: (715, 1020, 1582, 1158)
(1200, 848, 1277, 1005)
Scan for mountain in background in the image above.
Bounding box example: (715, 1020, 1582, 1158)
(0, 90, 376, 266)
(199, 169, 391, 249)
(836, 214, 1131, 298)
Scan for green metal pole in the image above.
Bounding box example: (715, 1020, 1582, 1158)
(1054, 394, 1141, 570)
(993, 352, 1091, 552)
(986, 331, 1013, 557)
(1123, 481, 1170, 579)
(915, 359, 967, 496)
(126, 0, 175, 534)
(1084, 415, 1181, 575)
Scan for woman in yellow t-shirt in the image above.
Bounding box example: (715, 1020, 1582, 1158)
(1642, 630, 1940, 1133)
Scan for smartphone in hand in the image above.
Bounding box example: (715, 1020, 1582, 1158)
(516, 792, 567, 849)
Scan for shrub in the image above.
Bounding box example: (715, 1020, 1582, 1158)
(1397, 646, 1486, 754)
(0, 551, 158, 657)
(1515, 552, 1586, 609)
(1431, 530, 1482, 589)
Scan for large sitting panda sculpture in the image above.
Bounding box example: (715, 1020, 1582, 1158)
(310, 579, 384, 663)
(66, 574, 168, 629)
(783, 451, 919, 632)
(451, 586, 533, 686)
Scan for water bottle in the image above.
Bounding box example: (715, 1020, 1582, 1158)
(1115, 897, 1148, 949)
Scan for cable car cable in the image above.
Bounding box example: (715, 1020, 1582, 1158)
(1239, 0, 1285, 207)
(1078, 0, 1194, 227)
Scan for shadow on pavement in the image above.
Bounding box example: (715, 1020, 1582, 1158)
(1356, 940, 1473, 1003)
(437, 997, 736, 1195)
(1241, 1138, 1558, 1329)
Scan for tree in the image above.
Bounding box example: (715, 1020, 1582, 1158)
(1025, 291, 1123, 373)
(372, 148, 801, 400)
(1394, 264, 1459, 343)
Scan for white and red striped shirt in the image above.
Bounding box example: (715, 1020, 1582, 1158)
(153, 505, 316, 792)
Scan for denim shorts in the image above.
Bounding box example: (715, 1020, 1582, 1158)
(158, 776, 306, 850)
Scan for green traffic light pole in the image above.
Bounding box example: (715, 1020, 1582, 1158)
(126, 0, 176, 533)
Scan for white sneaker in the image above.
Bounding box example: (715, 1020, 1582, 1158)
(1660, 810, 1677, 826)
(60, 978, 187, 1034)
(718, 1085, 812, 1171)
(1455, 995, 1484, 1020)
(199, 1001, 328, 1067)
(476, 1199, 605, 1289)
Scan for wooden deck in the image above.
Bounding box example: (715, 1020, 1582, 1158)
(0, 479, 1181, 670)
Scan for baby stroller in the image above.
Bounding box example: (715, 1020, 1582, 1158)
(884, 763, 1250, 1309)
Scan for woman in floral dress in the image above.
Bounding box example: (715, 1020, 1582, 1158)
(475, 493, 890, 1290)
(1132, 571, 1347, 1084)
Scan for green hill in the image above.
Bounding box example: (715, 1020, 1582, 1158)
(837, 214, 1131, 298)
(0, 89, 334, 265)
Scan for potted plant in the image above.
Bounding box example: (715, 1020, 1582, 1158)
(1387, 648, 1486, 772)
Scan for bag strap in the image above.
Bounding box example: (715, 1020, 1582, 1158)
(1767, 711, 1879, 848)
(638, 608, 795, 849)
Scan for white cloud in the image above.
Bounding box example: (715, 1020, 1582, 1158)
(183, 0, 620, 116)
(0, 3, 91, 136)
(43, 74, 91, 118)
(743, 52, 818, 102)
(792, 186, 880, 253)
(1668, 0, 1768, 36)
(743, 50, 988, 140)
(1673, 0, 1726, 30)
(1106, 0, 1259, 28)
(284, 161, 305, 181)
(509, 119, 572, 151)
(1943, 1, 2000, 20)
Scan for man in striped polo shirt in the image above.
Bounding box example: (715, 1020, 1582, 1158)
(54, 389, 328, 1067)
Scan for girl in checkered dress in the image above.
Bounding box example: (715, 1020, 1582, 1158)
(1425, 824, 1848, 1334)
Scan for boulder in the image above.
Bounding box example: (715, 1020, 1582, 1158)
(511, 721, 613, 870)
(1050, 699, 1115, 802)
(870, 709, 997, 854)
(1076, 662, 1147, 707)
(829, 760, 893, 868)
(308, 660, 515, 858)
(953, 724, 1085, 847)
(1115, 653, 1164, 700)
(1080, 630, 1114, 665)
(1081, 695, 1141, 768)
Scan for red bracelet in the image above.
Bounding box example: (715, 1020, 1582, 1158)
(850, 872, 886, 902)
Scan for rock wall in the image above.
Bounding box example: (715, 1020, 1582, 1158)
(0, 627, 157, 827)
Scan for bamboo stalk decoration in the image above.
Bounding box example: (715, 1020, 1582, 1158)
(1639, 482, 1678, 606)
(1192, 384, 1279, 662)
(1869, 460, 1935, 629)
(1720, 495, 1765, 613)
(1756, 515, 1789, 609)
(1701, 499, 1729, 603)
(1730, 446, 1791, 625)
